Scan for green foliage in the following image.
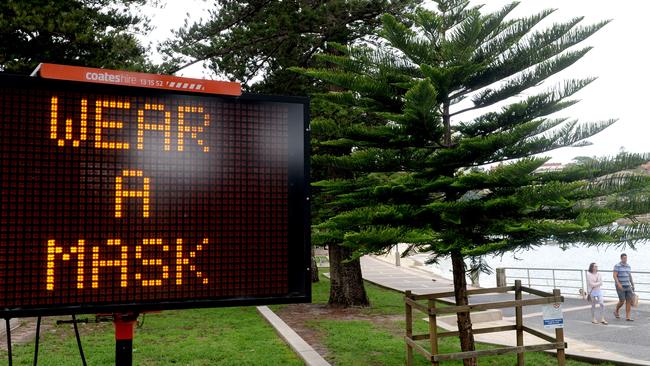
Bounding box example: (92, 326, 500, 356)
(297, 0, 650, 270)
(0, 0, 155, 74)
(159, 0, 420, 95)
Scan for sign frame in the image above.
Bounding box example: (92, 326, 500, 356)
(32, 63, 242, 96)
(0, 73, 311, 318)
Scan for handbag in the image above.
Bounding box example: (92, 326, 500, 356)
(631, 293, 639, 307)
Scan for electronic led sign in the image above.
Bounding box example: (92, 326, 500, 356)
(0, 74, 310, 317)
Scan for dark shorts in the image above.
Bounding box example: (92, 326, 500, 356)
(617, 286, 634, 301)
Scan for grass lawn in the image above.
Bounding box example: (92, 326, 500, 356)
(313, 318, 607, 366)
(0, 307, 302, 365)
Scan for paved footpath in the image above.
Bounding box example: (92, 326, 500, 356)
(361, 255, 650, 365)
(0, 319, 18, 339)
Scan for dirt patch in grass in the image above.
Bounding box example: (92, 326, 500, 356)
(0, 318, 43, 351)
(275, 303, 403, 359)
(0, 316, 111, 351)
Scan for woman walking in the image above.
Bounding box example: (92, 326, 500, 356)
(587, 263, 608, 324)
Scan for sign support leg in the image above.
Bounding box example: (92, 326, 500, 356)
(113, 313, 138, 366)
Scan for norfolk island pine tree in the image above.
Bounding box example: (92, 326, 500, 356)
(0, 0, 155, 73)
(295, 1, 650, 364)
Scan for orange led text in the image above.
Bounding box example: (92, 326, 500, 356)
(46, 238, 208, 290)
(50, 96, 210, 152)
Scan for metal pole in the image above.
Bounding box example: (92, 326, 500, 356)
(5, 318, 12, 366)
(114, 313, 138, 366)
(34, 316, 41, 365)
(527, 269, 531, 288)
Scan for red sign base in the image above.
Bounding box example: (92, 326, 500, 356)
(113, 313, 138, 366)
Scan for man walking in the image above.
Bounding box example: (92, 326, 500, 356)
(613, 253, 635, 321)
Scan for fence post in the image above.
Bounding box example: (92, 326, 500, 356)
(428, 299, 439, 366)
(553, 288, 566, 366)
(527, 269, 531, 288)
(515, 280, 524, 366)
(496, 268, 506, 287)
(395, 245, 401, 267)
(405, 290, 413, 366)
(470, 271, 480, 287)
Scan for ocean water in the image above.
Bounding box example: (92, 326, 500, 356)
(414, 242, 650, 297)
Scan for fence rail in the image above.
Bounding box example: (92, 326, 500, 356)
(404, 281, 566, 366)
(498, 267, 650, 301)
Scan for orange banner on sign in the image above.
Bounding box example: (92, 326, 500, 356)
(34, 63, 241, 96)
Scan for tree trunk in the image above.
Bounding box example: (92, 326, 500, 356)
(328, 243, 369, 306)
(451, 251, 476, 366)
(443, 101, 451, 147)
(311, 247, 319, 282)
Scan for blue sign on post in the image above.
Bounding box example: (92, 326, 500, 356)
(542, 303, 564, 329)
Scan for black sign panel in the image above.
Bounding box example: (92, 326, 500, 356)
(0, 74, 310, 317)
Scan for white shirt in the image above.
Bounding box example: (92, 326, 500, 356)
(587, 272, 603, 293)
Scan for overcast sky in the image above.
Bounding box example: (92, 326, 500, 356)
(145, 0, 650, 163)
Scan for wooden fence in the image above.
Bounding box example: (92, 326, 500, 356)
(404, 280, 566, 365)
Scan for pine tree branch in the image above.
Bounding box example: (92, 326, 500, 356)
(161, 0, 275, 73)
(470, 47, 592, 108)
(448, 8, 557, 100)
(460, 18, 609, 98)
(452, 77, 594, 121)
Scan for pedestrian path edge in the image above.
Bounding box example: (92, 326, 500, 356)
(0, 318, 19, 338)
(257, 306, 331, 366)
